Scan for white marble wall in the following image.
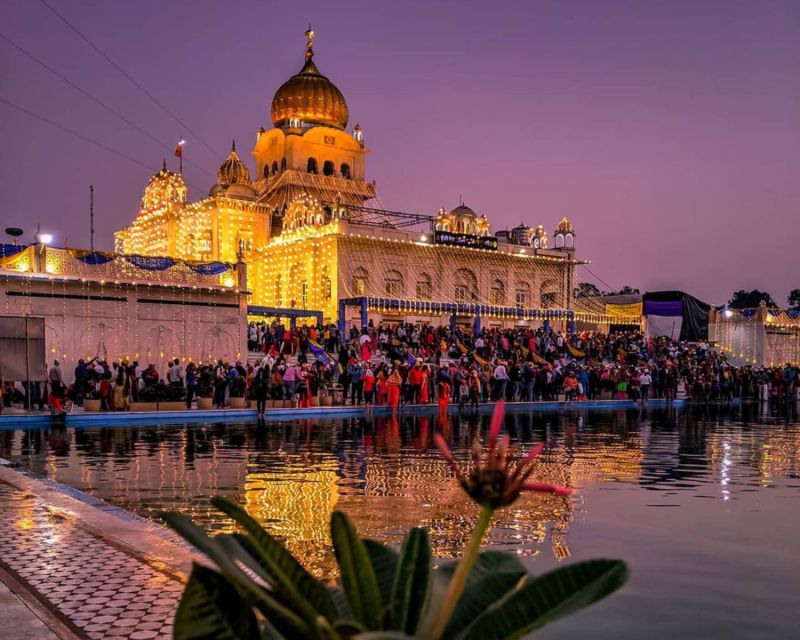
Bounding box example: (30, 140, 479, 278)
(1, 275, 247, 382)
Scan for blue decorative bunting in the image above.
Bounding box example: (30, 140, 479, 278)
(0, 243, 26, 258)
(68, 249, 115, 265)
(125, 255, 177, 271)
(186, 261, 232, 276)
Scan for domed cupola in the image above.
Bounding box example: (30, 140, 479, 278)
(216, 141, 251, 186)
(270, 28, 349, 130)
(140, 160, 187, 212)
(450, 204, 478, 235)
(210, 141, 255, 200)
(510, 222, 533, 245)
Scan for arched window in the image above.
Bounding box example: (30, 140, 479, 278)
(307, 157, 318, 174)
(454, 268, 478, 303)
(352, 267, 369, 295)
(322, 270, 332, 301)
(263, 165, 269, 178)
(340, 163, 351, 179)
(565, 234, 574, 248)
(489, 280, 506, 305)
(540, 280, 559, 308)
(515, 282, 531, 308)
(323, 160, 335, 176)
(271, 161, 279, 175)
(384, 269, 404, 296)
(416, 272, 432, 299)
(280, 158, 287, 171)
(554, 234, 565, 248)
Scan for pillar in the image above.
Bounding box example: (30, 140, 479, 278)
(568, 319, 576, 334)
(360, 298, 368, 330)
(544, 319, 551, 335)
(450, 312, 457, 335)
(338, 299, 347, 343)
(474, 307, 481, 337)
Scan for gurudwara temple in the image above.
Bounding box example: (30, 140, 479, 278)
(114, 29, 582, 330)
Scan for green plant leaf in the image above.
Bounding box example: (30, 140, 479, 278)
(442, 570, 525, 639)
(174, 564, 258, 640)
(363, 539, 399, 607)
(212, 497, 338, 621)
(458, 559, 629, 640)
(390, 528, 432, 634)
(333, 619, 367, 639)
(161, 512, 313, 639)
(259, 621, 288, 640)
(352, 633, 417, 640)
(329, 587, 355, 620)
(330, 511, 383, 630)
(437, 551, 526, 584)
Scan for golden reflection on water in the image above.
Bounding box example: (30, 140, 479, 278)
(4, 406, 798, 579)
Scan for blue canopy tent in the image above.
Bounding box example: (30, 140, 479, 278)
(642, 291, 710, 342)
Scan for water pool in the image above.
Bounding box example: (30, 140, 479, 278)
(2, 405, 798, 639)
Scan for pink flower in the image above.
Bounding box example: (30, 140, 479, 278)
(434, 400, 572, 509)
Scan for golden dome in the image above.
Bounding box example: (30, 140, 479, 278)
(557, 216, 574, 233)
(140, 160, 187, 211)
(216, 141, 251, 186)
(270, 29, 348, 130)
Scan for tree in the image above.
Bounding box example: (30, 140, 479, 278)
(574, 282, 602, 298)
(607, 285, 640, 296)
(728, 289, 777, 309)
(789, 289, 800, 311)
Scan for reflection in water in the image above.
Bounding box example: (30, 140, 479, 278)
(1, 404, 798, 578)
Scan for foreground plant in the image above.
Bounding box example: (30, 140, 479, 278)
(164, 402, 628, 639)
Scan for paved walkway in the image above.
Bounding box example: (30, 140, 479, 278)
(0, 465, 199, 640)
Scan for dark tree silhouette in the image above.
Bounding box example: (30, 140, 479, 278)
(574, 282, 602, 298)
(788, 289, 800, 311)
(608, 285, 640, 296)
(728, 289, 777, 309)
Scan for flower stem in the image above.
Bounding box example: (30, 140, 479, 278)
(429, 503, 494, 640)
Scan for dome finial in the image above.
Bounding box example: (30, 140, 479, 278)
(161, 159, 167, 171)
(231, 139, 236, 151)
(304, 24, 315, 61)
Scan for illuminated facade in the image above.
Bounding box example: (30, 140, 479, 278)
(115, 29, 582, 327)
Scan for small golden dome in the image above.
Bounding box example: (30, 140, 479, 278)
(557, 216, 574, 233)
(140, 160, 187, 211)
(270, 30, 348, 130)
(216, 141, 251, 186)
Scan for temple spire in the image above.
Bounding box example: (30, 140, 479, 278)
(304, 24, 315, 61)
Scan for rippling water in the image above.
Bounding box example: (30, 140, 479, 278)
(2, 404, 799, 639)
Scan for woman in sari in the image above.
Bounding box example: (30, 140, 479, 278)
(387, 367, 403, 413)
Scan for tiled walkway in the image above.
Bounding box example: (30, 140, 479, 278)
(0, 474, 192, 640)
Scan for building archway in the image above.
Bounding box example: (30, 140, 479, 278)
(384, 269, 405, 296)
(454, 268, 478, 303)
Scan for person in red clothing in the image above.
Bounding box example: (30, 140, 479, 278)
(420, 365, 430, 403)
(387, 368, 402, 413)
(407, 363, 423, 404)
(362, 365, 376, 408)
(437, 377, 451, 415)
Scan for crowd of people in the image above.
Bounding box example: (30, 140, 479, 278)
(2, 320, 798, 418)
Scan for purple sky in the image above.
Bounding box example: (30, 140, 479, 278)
(1, 0, 798, 305)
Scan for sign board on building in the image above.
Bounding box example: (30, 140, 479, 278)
(434, 231, 498, 251)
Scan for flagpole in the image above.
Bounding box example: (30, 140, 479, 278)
(175, 138, 186, 174)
